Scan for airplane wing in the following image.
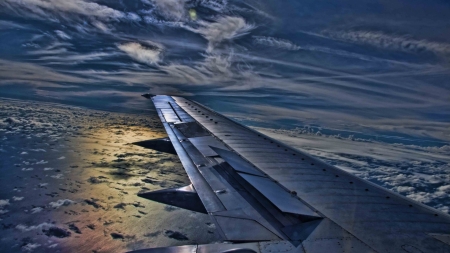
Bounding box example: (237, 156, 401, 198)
(131, 95, 450, 253)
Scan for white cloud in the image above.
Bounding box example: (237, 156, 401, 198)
(253, 36, 301, 51)
(0, 199, 9, 207)
(321, 30, 450, 56)
(48, 244, 58, 249)
(51, 174, 64, 179)
(49, 199, 74, 208)
(57, 156, 65, 160)
(2, 0, 128, 21)
(13, 196, 24, 201)
(36, 160, 48, 164)
(30, 149, 46, 152)
(194, 16, 254, 52)
(118, 42, 161, 65)
(22, 243, 41, 252)
(16, 222, 53, 232)
(55, 30, 71, 40)
(0, 199, 10, 214)
(31, 207, 43, 214)
(151, 0, 187, 21)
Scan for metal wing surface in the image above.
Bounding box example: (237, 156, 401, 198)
(132, 95, 450, 253)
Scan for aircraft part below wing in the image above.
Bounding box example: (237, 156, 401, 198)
(133, 95, 450, 253)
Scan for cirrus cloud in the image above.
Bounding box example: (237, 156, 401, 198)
(193, 16, 254, 52)
(321, 30, 450, 56)
(2, 0, 136, 22)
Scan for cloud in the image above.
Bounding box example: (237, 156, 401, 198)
(160, 53, 234, 83)
(118, 42, 162, 65)
(30, 207, 43, 213)
(0, 59, 89, 86)
(51, 174, 64, 179)
(321, 30, 450, 56)
(193, 16, 254, 52)
(55, 30, 71, 40)
(0, 199, 10, 214)
(16, 222, 53, 232)
(2, 0, 131, 21)
(22, 243, 41, 252)
(13, 196, 24, 201)
(151, 0, 187, 21)
(253, 36, 301, 51)
(0, 20, 29, 30)
(49, 199, 74, 208)
(0, 199, 9, 207)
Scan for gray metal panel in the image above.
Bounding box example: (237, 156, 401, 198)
(161, 109, 181, 123)
(211, 147, 267, 177)
(197, 243, 260, 253)
(429, 233, 450, 246)
(300, 218, 376, 253)
(214, 216, 280, 241)
(259, 241, 304, 253)
(238, 173, 320, 218)
(174, 122, 210, 138)
(126, 245, 197, 253)
(188, 136, 229, 157)
(160, 121, 225, 213)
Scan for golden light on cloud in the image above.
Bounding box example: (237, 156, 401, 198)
(0, 99, 216, 252)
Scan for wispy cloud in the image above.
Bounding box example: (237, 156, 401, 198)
(0, 20, 29, 30)
(0, 59, 89, 86)
(2, 0, 138, 22)
(192, 16, 254, 52)
(55, 30, 71, 40)
(253, 36, 301, 51)
(151, 0, 187, 21)
(117, 42, 162, 65)
(320, 30, 450, 56)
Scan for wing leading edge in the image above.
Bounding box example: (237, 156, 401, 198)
(132, 95, 450, 253)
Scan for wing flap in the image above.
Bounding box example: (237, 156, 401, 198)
(238, 173, 320, 218)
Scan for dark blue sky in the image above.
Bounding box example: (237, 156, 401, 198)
(0, 0, 449, 146)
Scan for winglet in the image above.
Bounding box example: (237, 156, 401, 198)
(138, 185, 207, 213)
